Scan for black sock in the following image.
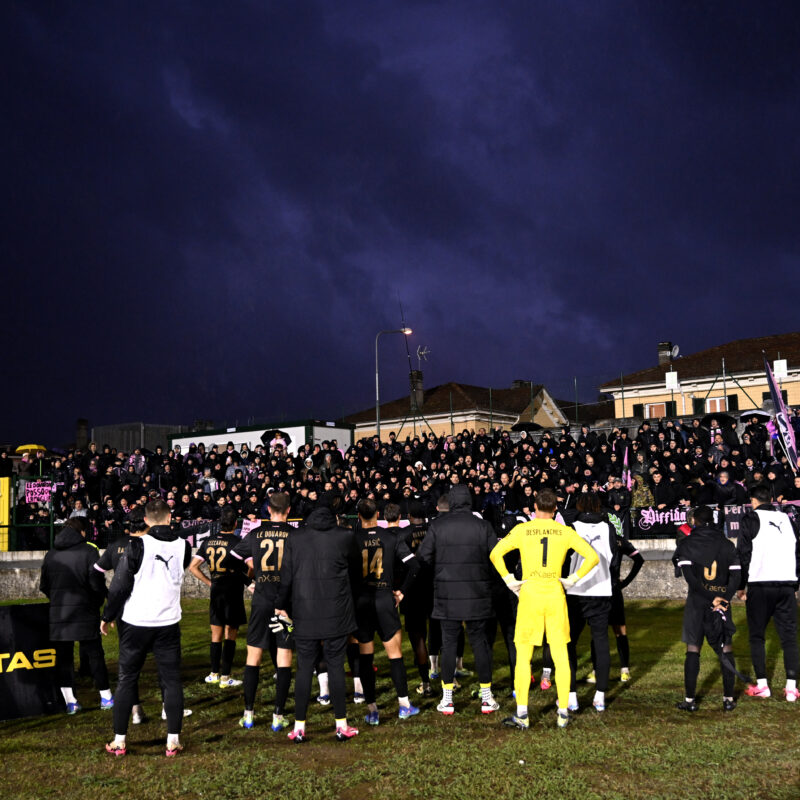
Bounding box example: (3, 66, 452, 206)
(616, 634, 630, 669)
(721, 651, 735, 697)
(347, 642, 361, 677)
(210, 641, 222, 673)
(221, 639, 237, 676)
(541, 642, 553, 672)
(389, 657, 409, 698)
(359, 653, 376, 704)
(243, 665, 260, 711)
(684, 651, 700, 698)
(275, 667, 292, 715)
(417, 662, 430, 684)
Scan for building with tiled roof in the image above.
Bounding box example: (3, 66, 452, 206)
(599, 333, 800, 420)
(344, 379, 567, 440)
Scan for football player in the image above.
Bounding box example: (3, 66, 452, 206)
(223, 491, 295, 730)
(189, 507, 248, 688)
(490, 489, 599, 729)
(673, 505, 741, 711)
(355, 500, 420, 724)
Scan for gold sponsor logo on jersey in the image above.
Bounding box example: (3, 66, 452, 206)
(704, 561, 717, 581)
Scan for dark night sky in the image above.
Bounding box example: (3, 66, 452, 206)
(3, 1, 800, 446)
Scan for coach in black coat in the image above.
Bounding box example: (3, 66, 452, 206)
(276, 505, 361, 639)
(275, 495, 361, 731)
(416, 485, 498, 708)
(39, 519, 111, 708)
(417, 485, 498, 621)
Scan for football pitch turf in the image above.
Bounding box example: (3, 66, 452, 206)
(2, 598, 799, 800)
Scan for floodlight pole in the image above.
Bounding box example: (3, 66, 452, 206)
(375, 328, 412, 441)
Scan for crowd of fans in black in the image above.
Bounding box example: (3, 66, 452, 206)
(4, 409, 800, 549)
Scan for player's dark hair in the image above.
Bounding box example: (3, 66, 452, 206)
(384, 503, 401, 523)
(268, 491, 290, 514)
(750, 484, 771, 504)
(126, 506, 148, 533)
(145, 498, 171, 523)
(576, 492, 602, 514)
(358, 498, 378, 520)
(220, 506, 238, 532)
(692, 505, 714, 526)
(436, 495, 449, 512)
(63, 517, 90, 536)
(535, 488, 558, 513)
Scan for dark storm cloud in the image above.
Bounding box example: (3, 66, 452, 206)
(3, 1, 799, 444)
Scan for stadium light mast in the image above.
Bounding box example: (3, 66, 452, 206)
(375, 327, 412, 440)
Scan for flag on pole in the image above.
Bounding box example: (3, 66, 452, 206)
(764, 355, 798, 472)
(622, 445, 633, 490)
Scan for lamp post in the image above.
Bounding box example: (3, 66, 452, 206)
(375, 327, 412, 441)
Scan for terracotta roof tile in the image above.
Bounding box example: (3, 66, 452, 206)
(344, 382, 543, 425)
(600, 332, 800, 389)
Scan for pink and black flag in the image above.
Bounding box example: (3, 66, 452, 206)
(622, 445, 633, 490)
(764, 355, 798, 472)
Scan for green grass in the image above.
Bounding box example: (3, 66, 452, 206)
(2, 599, 799, 800)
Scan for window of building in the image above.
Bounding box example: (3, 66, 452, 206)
(762, 389, 789, 404)
(645, 403, 666, 419)
(706, 397, 727, 413)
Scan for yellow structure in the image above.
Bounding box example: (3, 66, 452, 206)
(600, 333, 800, 420)
(0, 477, 10, 551)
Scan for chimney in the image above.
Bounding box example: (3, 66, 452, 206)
(409, 370, 424, 412)
(76, 418, 89, 449)
(511, 379, 532, 389)
(657, 342, 673, 366)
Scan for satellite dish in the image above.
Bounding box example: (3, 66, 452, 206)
(671, 344, 680, 359)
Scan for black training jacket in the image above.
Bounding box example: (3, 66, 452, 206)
(416, 485, 498, 621)
(275, 507, 361, 639)
(40, 526, 107, 641)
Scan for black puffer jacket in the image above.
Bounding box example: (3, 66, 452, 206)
(39, 526, 106, 640)
(416, 485, 498, 621)
(275, 507, 361, 639)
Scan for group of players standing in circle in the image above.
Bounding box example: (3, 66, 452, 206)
(183, 485, 648, 740)
(49, 474, 796, 756)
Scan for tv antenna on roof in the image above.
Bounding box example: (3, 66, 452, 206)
(417, 345, 430, 371)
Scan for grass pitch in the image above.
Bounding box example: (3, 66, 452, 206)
(2, 599, 799, 800)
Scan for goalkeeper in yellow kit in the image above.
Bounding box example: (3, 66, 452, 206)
(490, 488, 599, 729)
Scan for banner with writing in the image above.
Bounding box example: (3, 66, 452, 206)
(25, 481, 54, 504)
(0, 604, 63, 721)
(240, 519, 261, 537)
(631, 506, 688, 538)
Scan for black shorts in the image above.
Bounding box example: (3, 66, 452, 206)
(682, 595, 736, 649)
(246, 600, 294, 651)
(608, 587, 626, 627)
(209, 582, 247, 628)
(356, 591, 401, 643)
(402, 588, 433, 634)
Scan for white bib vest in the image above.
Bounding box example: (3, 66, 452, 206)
(122, 534, 185, 627)
(567, 520, 612, 597)
(748, 508, 798, 584)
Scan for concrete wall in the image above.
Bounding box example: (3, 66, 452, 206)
(0, 543, 687, 602)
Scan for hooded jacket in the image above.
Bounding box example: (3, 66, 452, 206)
(416, 485, 498, 620)
(275, 507, 361, 639)
(40, 525, 107, 640)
